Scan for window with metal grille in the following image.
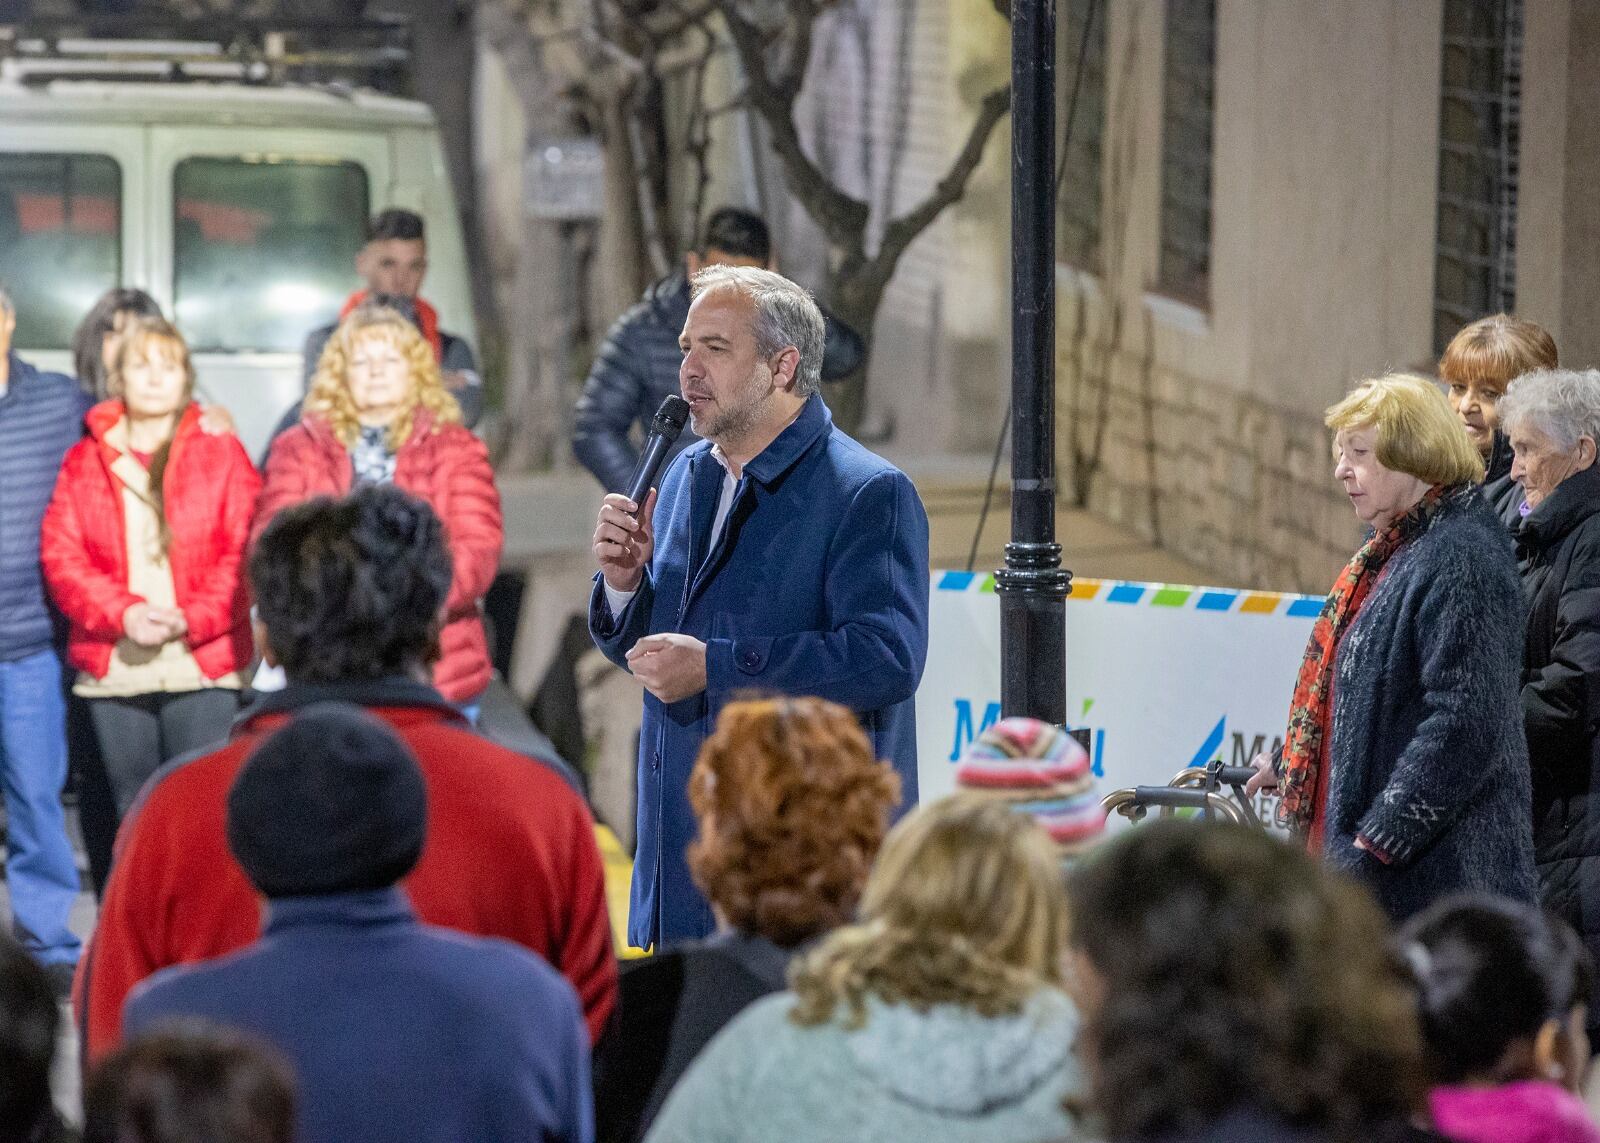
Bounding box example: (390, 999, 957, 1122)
(1433, 0, 1522, 355)
(1157, 0, 1215, 308)
(1057, 0, 1107, 273)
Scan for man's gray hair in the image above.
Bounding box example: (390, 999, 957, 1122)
(690, 265, 826, 397)
(0, 283, 12, 318)
(1500, 368, 1600, 451)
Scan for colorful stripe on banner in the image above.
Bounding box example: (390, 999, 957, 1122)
(933, 571, 1324, 617)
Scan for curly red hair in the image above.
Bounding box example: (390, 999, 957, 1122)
(688, 697, 900, 948)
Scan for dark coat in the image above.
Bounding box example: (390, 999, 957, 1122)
(1483, 430, 1525, 528)
(0, 353, 90, 661)
(1322, 487, 1535, 919)
(1515, 463, 1600, 954)
(571, 272, 867, 492)
(589, 394, 928, 948)
(126, 888, 593, 1143)
(593, 931, 794, 1143)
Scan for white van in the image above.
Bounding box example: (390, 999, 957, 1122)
(0, 41, 476, 457)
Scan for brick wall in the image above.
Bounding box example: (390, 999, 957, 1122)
(1058, 335, 1364, 596)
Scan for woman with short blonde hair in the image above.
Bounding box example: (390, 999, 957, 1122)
(643, 795, 1087, 1143)
(1250, 371, 1534, 919)
(255, 303, 500, 714)
(1439, 313, 1559, 523)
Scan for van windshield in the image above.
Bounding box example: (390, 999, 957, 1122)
(0, 153, 122, 352)
(173, 157, 369, 354)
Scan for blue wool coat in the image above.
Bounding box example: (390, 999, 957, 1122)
(126, 888, 593, 1143)
(590, 394, 929, 949)
(1322, 487, 1535, 918)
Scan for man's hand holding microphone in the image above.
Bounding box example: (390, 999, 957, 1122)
(592, 395, 707, 704)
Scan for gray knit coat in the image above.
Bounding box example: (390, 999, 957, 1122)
(1321, 486, 1536, 919)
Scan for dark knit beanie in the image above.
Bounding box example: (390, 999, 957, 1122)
(226, 703, 427, 898)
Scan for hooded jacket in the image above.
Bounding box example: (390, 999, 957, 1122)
(641, 988, 1084, 1143)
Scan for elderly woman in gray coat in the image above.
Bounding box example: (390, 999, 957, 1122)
(1249, 373, 1534, 921)
(1500, 368, 1600, 1028)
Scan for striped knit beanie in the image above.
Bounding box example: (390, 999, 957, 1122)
(955, 717, 1106, 857)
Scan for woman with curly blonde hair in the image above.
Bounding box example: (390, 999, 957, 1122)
(596, 696, 900, 1143)
(643, 794, 1087, 1143)
(254, 304, 502, 715)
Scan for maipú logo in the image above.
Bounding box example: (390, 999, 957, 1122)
(948, 698, 1106, 777)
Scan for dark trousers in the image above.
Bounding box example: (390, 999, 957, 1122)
(85, 690, 240, 820)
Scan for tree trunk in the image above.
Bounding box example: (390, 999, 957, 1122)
(824, 268, 890, 437)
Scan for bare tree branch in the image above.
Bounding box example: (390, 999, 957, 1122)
(872, 82, 1010, 282)
(717, 0, 869, 246)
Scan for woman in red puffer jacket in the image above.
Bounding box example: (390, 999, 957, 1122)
(253, 303, 502, 714)
(42, 317, 259, 829)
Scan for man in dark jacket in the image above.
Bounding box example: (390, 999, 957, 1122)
(80, 487, 616, 1060)
(1500, 368, 1600, 1036)
(0, 285, 85, 989)
(571, 207, 865, 492)
(125, 703, 593, 1143)
(589, 266, 928, 949)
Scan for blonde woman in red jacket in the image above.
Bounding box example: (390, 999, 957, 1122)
(254, 304, 503, 717)
(41, 317, 260, 826)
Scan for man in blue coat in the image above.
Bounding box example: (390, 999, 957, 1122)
(0, 285, 87, 989)
(589, 265, 929, 949)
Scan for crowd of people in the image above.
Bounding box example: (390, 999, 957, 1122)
(2, 192, 1600, 1143)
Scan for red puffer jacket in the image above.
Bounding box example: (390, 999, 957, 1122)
(41, 401, 261, 681)
(253, 412, 503, 702)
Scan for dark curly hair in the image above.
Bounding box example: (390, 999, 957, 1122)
(1066, 821, 1425, 1143)
(687, 696, 900, 949)
(249, 485, 452, 684)
(83, 1023, 295, 1143)
(1398, 894, 1593, 1084)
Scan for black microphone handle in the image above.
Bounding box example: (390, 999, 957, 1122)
(625, 432, 673, 507)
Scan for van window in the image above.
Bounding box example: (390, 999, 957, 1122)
(173, 157, 369, 353)
(0, 153, 122, 351)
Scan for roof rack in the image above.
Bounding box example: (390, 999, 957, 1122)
(0, 16, 412, 94)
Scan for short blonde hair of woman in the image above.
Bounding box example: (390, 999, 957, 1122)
(1438, 313, 1558, 387)
(1325, 372, 1486, 486)
(305, 305, 461, 450)
(787, 793, 1069, 1029)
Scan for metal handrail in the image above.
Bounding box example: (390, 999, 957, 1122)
(1100, 785, 1250, 827)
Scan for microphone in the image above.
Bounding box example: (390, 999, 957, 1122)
(624, 395, 691, 507)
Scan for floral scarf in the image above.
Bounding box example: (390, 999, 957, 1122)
(1278, 484, 1460, 831)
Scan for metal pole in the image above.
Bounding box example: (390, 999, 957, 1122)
(995, 0, 1071, 724)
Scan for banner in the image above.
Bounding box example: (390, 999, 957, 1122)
(916, 571, 1324, 816)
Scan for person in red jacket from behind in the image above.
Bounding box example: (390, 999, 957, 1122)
(254, 303, 501, 715)
(41, 317, 259, 839)
(76, 486, 617, 1062)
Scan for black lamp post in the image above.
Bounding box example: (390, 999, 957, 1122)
(995, 0, 1071, 724)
